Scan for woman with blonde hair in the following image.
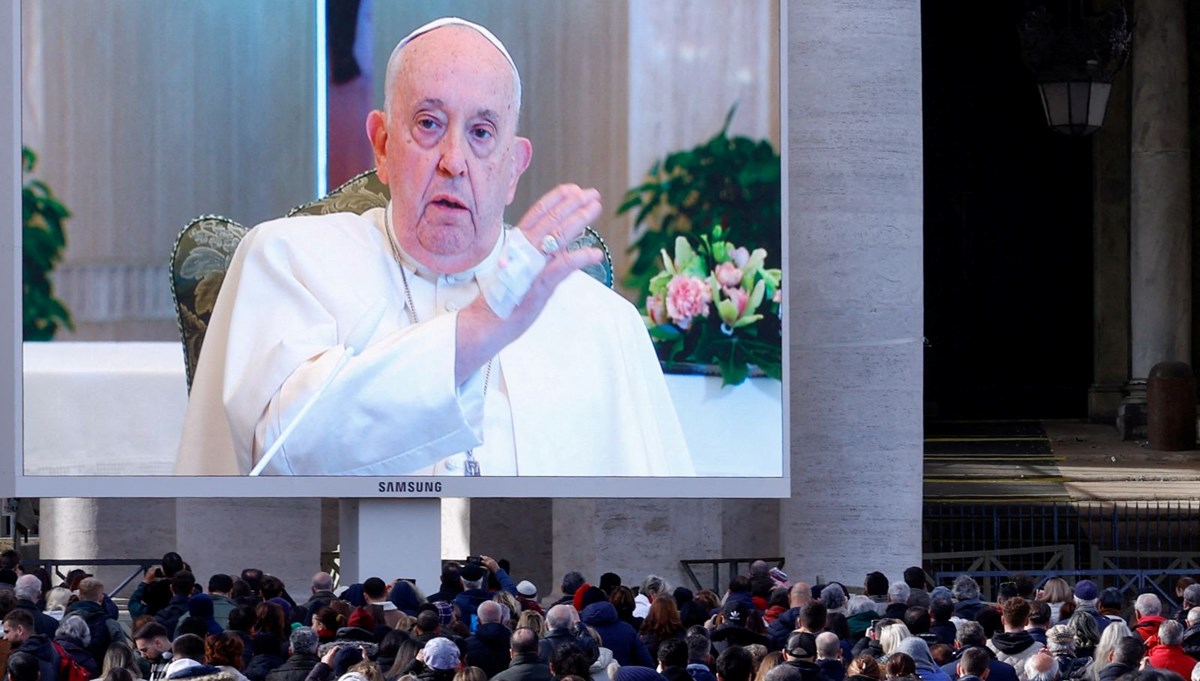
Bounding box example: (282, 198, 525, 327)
(879, 622, 913, 657)
(517, 609, 544, 634)
(1037, 578, 1073, 625)
(753, 651, 783, 681)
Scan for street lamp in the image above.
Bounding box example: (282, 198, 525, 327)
(1018, 3, 1132, 136)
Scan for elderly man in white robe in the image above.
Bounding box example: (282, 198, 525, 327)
(175, 17, 691, 477)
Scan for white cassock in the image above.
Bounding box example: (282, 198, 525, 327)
(175, 206, 692, 476)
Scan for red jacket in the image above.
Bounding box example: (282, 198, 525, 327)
(1147, 643, 1197, 679)
(1134, 615, 1166, 642)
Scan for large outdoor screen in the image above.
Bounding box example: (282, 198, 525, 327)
(2, 0, 788, 498)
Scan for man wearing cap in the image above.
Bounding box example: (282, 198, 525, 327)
(709, 601, 768, 652)
(516, 581, 544, 615)
(176, 16, 690, 477)
(780, 631, 822, 681)
(454, 555, 517, 623)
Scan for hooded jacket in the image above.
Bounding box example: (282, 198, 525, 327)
(581, 602, 654, 668)
(987, 632, 1044, 681)
(895, 638, 952, 681)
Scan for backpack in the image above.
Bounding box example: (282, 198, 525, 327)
(51, 641, 93, 681)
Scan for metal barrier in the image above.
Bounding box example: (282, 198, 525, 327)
(680, 557, 784, 592)
(930, 568, 1197, 612)
(29, 558, 158, 598)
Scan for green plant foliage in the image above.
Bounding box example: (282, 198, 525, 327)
(22, 147, 74, 340)
(619, 105, 781, 303)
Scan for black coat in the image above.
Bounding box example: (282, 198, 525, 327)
(245, 653, 288, 681)
(465, 623, 512, 678)
(266, 653, 321, 681)
(492, 653, 554, 681)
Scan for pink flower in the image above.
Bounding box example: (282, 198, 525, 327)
(646, 294, 667, 325)
(714, 262, 743, 288)
(725, 286, 749, 316)
(730, 247, 751, 268)
(666, 275, 712, 329)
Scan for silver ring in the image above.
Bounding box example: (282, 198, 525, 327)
(540, 234, 561, 254)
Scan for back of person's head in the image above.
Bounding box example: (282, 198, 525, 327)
(1111, 636, 1145, 666)
(958, 648, 989, 678)
(161, 552, 184, 577)
(727, 576, 751, 595)
(56, 615, 92, 646)
(78, 577, 105, 603)
(1183, 583, 1200, 606)
(290, 626, 319, 656)
(885, 653, 915, 680)
(952, 576, 980, 602)
(658, 638, 688, 669)
(847, 654, 882, 681)
(550, 641, 591, 679)
(879, 622, 912, 655)
(477, 600, 503, 625)
(415, 608, 440, 633)
(13, 574, 41, 603)
(171, 571, 196, 596)
(7, 651, 40, 681)
(643, 574, 671, 599)
(599, 572, 622, 594)
(1014, 577, 1037, 601)
(102, 640, 139, 675)
(545, 604, 576, 631)
(686, 633, 711, 665)
(511, 627, 539, 654)
(173, 633, 207, 662)
(229, 604, 258, 633)
(44, 586, 70, 613)
(363, 577, 387, 601)
(561, 572, 585, 596)
(1067, 609, 1100, 649)
(1029, 600, 1051, 626)
(955, 621, 986, 647)
(1024, 653, 1058, 681)
(903, 607, 930, 635)
(206, 631, 246, 668)
(1134, 593, 1161, 616)
(260, 576, 285, 601)
(209, 574, 233, 594)
(815, 632, 840, 660)
(1046, 625, 1075, 654)
(865, 572, 890, 597)
(930, 597, 953, 622)
(975, 609, 1001, 639)
(800, 600, 827, 631)
(1157, 620, 1183, 646)
(240, 568, 264, 594)
(715, 646, 753, 681)
(1001, 597, 1031, 627)
(0, 549, 20, 573)
(766, 666, 804, 681)
(1187, 607, 1200, 627)
(820, 584, 848, 611)
(904, 568, 926, 591)
(252, 632, 282, 657)
(888, 583, 911, 605)
(133, 621, 169, 643)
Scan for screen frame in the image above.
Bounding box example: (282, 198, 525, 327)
(1, 1, 790, 499)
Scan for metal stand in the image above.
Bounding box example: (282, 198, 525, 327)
(338, 498, 441, 594)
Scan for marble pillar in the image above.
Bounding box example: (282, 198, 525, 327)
(783, 1, 924, 583)
(1129, 0, 1191, 379)
(1090, 63, 1131, 423)
(39, 498, 175, 595)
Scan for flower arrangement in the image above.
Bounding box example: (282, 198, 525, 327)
(644, 225, 781, 386)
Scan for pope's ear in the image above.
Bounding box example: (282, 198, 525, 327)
(506, 137, 533, 203)
(366, 110, 389, 184)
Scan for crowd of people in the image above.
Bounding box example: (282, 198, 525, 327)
(0, 550, 1198, 681)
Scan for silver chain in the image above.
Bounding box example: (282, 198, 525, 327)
(387, 212, 490, 476)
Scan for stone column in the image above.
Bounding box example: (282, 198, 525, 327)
(783, 1, 925, 583)
(1129, 0, 1191, 379)
(39, 498, 176, 594)
(1090, 63, 1131, 423)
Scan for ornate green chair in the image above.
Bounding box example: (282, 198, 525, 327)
(170, 169, 613, 391)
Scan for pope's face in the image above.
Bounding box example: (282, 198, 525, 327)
(368, 26, 531, 275)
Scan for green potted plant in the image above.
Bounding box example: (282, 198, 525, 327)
(22, 146, 73, 340)
(619, 107, 781, 386)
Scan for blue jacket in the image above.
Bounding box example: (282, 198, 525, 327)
(581, 602, 654, 668)
(453, 569, 517, 623)
(940, 646, 1018, 681)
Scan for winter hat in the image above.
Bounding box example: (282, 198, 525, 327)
(1074, 580, 1098, 601)
(423, 637, 460, 670)
(347, 606, 376, 631)
(722, 601, 748, 626)
(517, 581, 537, 597)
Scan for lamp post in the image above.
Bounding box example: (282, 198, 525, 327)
(1018, 3, 1131, 136)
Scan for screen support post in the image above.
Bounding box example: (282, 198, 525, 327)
(339, 498, 440, 593)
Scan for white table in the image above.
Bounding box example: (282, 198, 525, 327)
(22, 343, 783, 477)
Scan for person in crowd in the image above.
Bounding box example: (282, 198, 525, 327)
(514, 583, 542, 617)
(882, 587, 911, 622)
(883, 654, 918, 681)
(3, 609, 61, 681)
(1064, 611, 1099, 661)
(847, 597, 883, 645)
(685, 632, 716, 681)
(1086, 622, 1131, 681)
(1067, 584, 1107, 637)
(133, 621, 175, 681)
(658, 638, 692, 681)
(1035, 581, 1072, 627)
(65, 577, 129, 664)
(864, 575, 890, 615)
(548, 641, 592, 681)
(456, 558, 518, 624)
(1022, 652, 1058, 681)
(819, 586, 849, 619)
(44, 587, 71, 623)
(1094, 592, 1121, 627)
(904, 570, 931, 608)
(290, 574, 336, 628)
(493, 627, 551, 681)
(163, 633, 217, 680)
(361, 579, 402, 630)
(716, 647, 756, 681)
(778, 631, 821, 681)
(582, 591, 652, 667)
(554, 576, 586, 610)
(1044, 625, 1089, 681)
(1147, 621, 1196, 678)
(814, 633, 844, 681)
(903, 608, 938, 649)
(879, 621, 913, 661)
(1181, 607, 1200, 660)
(952, 579, 985, 623)
(252, 602, 290, 658)
(638, 577, 674, 620)
(926, 600, 955, 649)
(1175, 585, 1200, 628)
(154, 572, 197, 638)
(677, 590, 711, 632)
(244, 633, 288, 681)
(928, 646, 952, 669)
(1026, 604, 1051, 647)
(265, 627, 321, 681)
(540, 606, 598, 666)
(846, 656, 883, 681)
(895, 638, 950, 681)
(14, 575, 59, 638)
(640, 598, 685, 662)
(206, 632, 251, 681)
(53, 614, 99, 678)
(710, 602, 768, 653)
(611, 588, 644, 632)
(1095, 637, 1143, 681)
(103, 641, 144, 680)
(988, 598, 1043, 681)
(6, 651, 42, 681)
(941, 621, 1016, 681)
(754, 651, 784, 681)
(466, 601, 512, 677)
(769, 585, 815, 651)
(1131, 595, 1165, 644)
(129, 554, 187, 620)
(952, 649, 988, 681)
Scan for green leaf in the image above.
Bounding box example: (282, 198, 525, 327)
(649, 325, 683, 341)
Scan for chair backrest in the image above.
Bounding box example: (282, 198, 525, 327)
(170, 169, 613, 392)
